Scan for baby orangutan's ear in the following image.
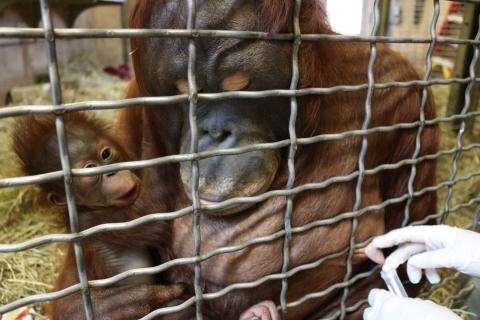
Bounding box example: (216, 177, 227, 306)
(48, 192, 66, 206)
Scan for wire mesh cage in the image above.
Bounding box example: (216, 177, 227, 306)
(0, 0, 480, 319)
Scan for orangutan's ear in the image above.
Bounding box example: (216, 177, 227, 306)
(48, 192, 66, 207)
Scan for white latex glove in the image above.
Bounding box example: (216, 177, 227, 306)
(364, 289, 461, 320)
(365, 225, 480, 284)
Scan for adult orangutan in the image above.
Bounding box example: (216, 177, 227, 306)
(51, 0, 438, 319)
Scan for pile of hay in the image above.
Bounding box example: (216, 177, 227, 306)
(0, 54, 127, 314)
(0, 59, 479, 317)
(0, 148, 64, 311)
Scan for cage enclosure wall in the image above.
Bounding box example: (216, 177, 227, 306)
(0, 1, 480, 320)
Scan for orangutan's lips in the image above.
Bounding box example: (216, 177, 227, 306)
(199, 197, 220, 205)
(184, 190, 223, 206)
(116, 185, 139, 203)
(183, 188, 257, 216)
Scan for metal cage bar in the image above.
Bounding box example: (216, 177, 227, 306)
(339, 1, 380, 318)
(6, 107, 480, 189)
(1, 0, 480, 319)
(471, 203, 480, 230)
(441, 12, 480, 223)
(5, 137, 479, 254)
(38, 0, 94, 318)
(1, 78, 480, 120)
(279, 0, 302, 316)
(3, 27, 480, 45)
(2, 140, 480, 256)
(0, 143, 480, 253)
(402, 0, 441, 227)
(1, 144, 479, 254)
(186, 0, 204, 318)
(3, 176, 480, 315)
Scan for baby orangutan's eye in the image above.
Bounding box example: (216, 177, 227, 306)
(101, 147, 112, 161)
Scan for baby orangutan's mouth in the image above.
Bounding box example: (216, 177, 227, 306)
(114, 184, 140, 206)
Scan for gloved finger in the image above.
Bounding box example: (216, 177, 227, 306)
(382, 243, 426, 272)
(371, 226, 439, 249)
(368, 289, 392, 307)
(405, 249, 453, 283)
(363, 307, 372, 320)
(425, 268, 441, 284)
(368, 290, 462, 320)
(406, 258, 423, 284)
(408, 248, 455, 271)
(367, 289, 396, 320)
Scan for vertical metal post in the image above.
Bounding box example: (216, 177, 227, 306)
(470, 205, 480, 232)
(121, 3, 129, 65)
(38, 0, 94, 319)
(402, 0, 440, 227)
(441, 13, 480, 223)
(338, 0, 380, 318)
(447, 3, 480, 119)
(186, 0, 203, 319)
(279, 0, 302, 317)
(378, 0, 392, 36)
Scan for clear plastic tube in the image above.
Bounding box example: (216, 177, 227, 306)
(381, 269, 408, 297)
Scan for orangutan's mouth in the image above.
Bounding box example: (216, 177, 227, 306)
(183, 188, 229, 206)
(181, 176, 281, 216)
(183, 188, 257, 216)
(113, 184, 140, 206)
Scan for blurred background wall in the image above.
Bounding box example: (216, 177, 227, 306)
(0, 4, 126, 103)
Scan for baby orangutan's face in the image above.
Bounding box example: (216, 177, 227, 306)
(50, 125, 140, 209)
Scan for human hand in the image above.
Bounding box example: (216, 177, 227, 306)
(364, 289, 461, 320)
(365, 225, 480, 284)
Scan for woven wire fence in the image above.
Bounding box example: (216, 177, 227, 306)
(0, 0, 480, 319)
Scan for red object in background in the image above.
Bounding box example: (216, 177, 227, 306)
(104, 64, 132, 80)
(433, 2, 463, 56)
(14, 309, 30, 320)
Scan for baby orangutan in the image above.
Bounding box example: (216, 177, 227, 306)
(12, 113, 282, 319)
(12, 113, 184, 319)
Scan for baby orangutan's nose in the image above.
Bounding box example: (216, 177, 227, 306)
(106, 170, 141, 207)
